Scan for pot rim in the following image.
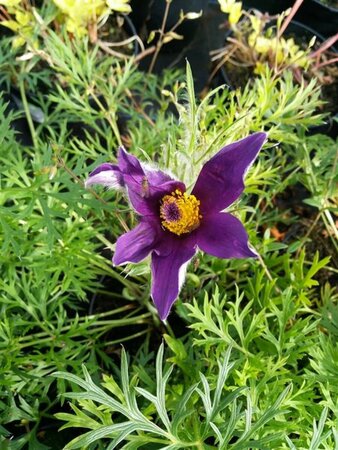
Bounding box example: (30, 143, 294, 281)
(311, 0, 338, 13)
(122, 13, 140, 57)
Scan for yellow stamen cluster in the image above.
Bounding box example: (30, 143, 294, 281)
(160, 190, 202, 236)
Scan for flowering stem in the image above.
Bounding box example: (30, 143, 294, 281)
(278, 0, 304, 38)
(0, 5, 11, 20)
(135, 44, 157, 62)
(148, 0, 171, 74)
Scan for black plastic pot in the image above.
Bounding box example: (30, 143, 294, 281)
(209, 0, 287, 14)
(121, 13, 140, 56)
(102, 13, 139, 56)
(242, 0, 290, 14)
(292, 0, 338, 38)
(146, 0, 208, 52)
(129, 0, 153, 33)
(209, 0, 338, 37)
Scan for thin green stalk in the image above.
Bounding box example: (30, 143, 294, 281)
(253, 245, 282, 294)
(96, 328, 151, 347)
(19, 75, 38, 149)
(16, 313, 152, 349)
(90, 90, 122, 147)
(16, 306, 138, 342)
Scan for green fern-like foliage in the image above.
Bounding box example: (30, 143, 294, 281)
(55, 345, 296, 449)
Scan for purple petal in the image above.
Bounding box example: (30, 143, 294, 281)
(117, 148, 185, 216)
(85, 163, 124, 188)
(113, 220, 159, 265)
(89, 163, 119, 177)
(117, 148, 172, 185)
(192, 133, 267, 213)
(196, 212, 257, 259)
(151, 236, 197, 320)
(118, 147, 144, 174)
(87, 148, 186, 217)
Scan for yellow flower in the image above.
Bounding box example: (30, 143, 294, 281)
(253, 61, 266, 75)
(0, 0, 21, 6)
(106, 0, 131, 13)
(64, 17, 87, 37)
(249, 14, 261, 36)
(228, 2, 242, 25)
(1, 8, 35, 48)
(52, 0, 131, 36)
(53, 0, 108, 36)
(1, 19, 20, 32)
(272, 38, 285, 64)
(15, 10, 32, 26)
(12, 35, 26, 48)
(218, 0, 242, 25)
(254, 36, 271, 54)
(283, 38, 309, 68)
(53, 0, 106, 18)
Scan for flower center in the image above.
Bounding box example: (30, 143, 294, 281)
(160, 190, 202, 236)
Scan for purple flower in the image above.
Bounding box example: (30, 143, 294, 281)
(86, 132, 267, 320)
